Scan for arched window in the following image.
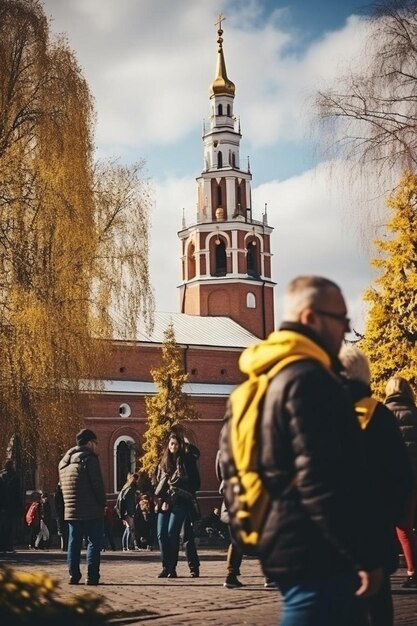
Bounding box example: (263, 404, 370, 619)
(218, 104, 223, 116)
(247, 241, 259, 277)
(114, 436, 136, 492)
(247, 292, 256, 308)
(217, 151, 223, 168)
(215, 240, 227, 276)
(217, 185, 222, 206)
(187, 242, 196, 279)
(227, 104, 231, 116)
(236, 185, 241, 207)
(232, 152, 236, 168)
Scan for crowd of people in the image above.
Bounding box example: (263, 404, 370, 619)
(20, 483, 156, 555)
(1, 274, 417, 626)
(0, 452, 218, 559)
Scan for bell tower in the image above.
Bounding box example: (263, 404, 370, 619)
(178, 16, 275, 339)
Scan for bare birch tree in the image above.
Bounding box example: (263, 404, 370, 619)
(317, 1, 417, 176)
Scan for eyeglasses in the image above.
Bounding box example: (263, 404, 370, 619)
(313, 308, 351, 328)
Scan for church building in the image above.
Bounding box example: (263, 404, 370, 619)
(81, 20, 276, 513)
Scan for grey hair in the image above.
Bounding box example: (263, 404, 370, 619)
(282, 275, 342, 321)
(338, 344, 371, 386)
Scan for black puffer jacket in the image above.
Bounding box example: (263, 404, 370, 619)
(347, 380, 414, 573)
(119, 484, 137, 517)
(256, 324, 382, 582)
(58, 446, 106, 521)
(0, 468, 22, 515)
(183, 443, 201, 494)
(385, 389, 417, 481)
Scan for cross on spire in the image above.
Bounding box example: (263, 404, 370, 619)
(215, 13, 226, 31)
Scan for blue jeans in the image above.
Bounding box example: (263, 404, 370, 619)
(277, 572, 358, 626)
(183, 516, 200, 571)
(122, 515, 135, 550)
(157, 503, 187, 572)
(67, 518, 103, 582)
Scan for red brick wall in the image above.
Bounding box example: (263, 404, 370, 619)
(197, 283, 275, 339)
(77, 342, 246, 514)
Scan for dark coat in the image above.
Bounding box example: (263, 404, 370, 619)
(53, 485, 66, 535)
(183, 443, 201, 494)
(58, 446, 106, 520)
(54, 486, 65, 523)
(119, 484, 137, 517)
(0, 468, 22, 516)
(40, 500, 52, 529)
(348, 380, 414, 573)
(258, 323, 382, 582)
(215, 449, 229, 525)
(134, 499, 155, 544)
(155, 452, 199, 498)
(155, 449, 200, 515)
(385, 393, 417, 481)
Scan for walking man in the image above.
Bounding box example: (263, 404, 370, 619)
(59, 428, 106, 585)
(240, 276, 382, 625)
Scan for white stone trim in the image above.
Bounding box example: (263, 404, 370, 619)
(80, 380, 236, 396)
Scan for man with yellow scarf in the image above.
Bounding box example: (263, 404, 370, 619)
(244, 276, 383, 626)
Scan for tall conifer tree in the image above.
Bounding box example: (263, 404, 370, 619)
(140, 324, 199, 479)
(361, 170, 417, 396)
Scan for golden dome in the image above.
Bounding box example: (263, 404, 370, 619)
(209, 27, 235, 98)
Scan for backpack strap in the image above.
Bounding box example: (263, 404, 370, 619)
(355, 396, 379, 430)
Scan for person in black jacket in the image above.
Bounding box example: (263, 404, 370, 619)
(215, 448, 244, 588)
(118, 473, 139, 551)
(216, 449, 276, 589)
(54, 483, 68, 551)
(180, 439, 201, 577)
(0, 459, 22, 553)
(245, 276, 383, 626)
(339, 345, 414, 626)
(385, 376, 417, 588)
(134, 494, 155, 550)
(154, 433, 199, 578)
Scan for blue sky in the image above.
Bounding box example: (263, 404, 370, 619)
(43, 0, 383, 335)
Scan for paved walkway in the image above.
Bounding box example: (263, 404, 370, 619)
(1, 548, 417, 625)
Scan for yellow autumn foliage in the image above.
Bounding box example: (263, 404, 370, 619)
(360, 170, 417, 398)
(0, 0, 153, 482)
(0, 564, 109, 625)
(140, 324, 199, 478)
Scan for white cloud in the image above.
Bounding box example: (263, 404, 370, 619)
(253, 162, 377, 333)
(41, 1, 384, 336)
(150, 176, 195, 311)
(43, 1, 370, 152)
(150, 161, 380, 334)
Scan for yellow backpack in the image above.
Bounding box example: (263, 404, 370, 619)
(220, 355, 308, 555)
(355, 396, 378, 430)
